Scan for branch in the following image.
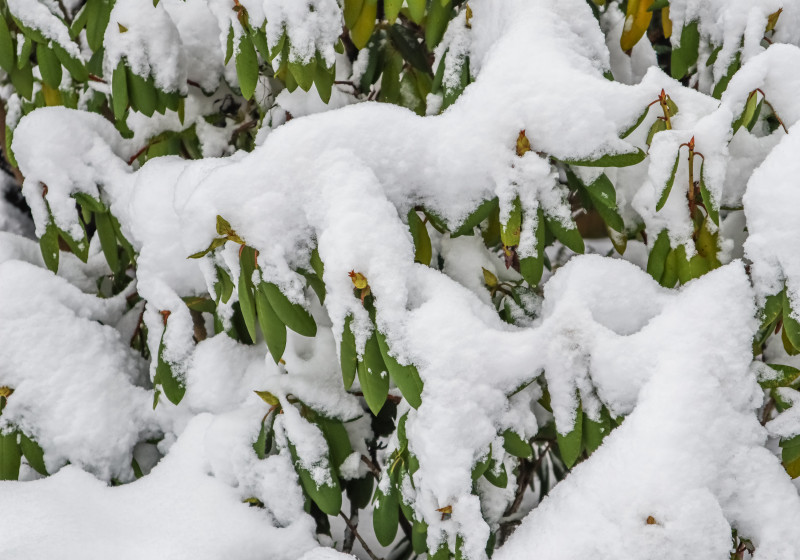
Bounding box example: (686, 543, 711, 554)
(339, 511, 383, 560)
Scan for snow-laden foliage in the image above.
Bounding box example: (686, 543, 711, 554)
(3, 0, 800, 559)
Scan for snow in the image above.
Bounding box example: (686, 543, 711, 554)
(5, 0, 800, 558)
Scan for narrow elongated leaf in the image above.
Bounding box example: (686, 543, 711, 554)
(502, 429, 532, 459)
(288, 440, 342, 516)
(262, 283, 317, 337)
(656, 150, 681, 211)
(483, 459, 508, 488)
(238, 247, 258, 342)
(340, 315, 358, 389)
(671, 20, 699, 80)
(782, 290, 800, 352)
(236, 34, 259, 100)
(350, 0, 377, 50)
(51, 43, 87, 82)
(698, 161, 719, 226)
(376, 330, 423, 409)
(358, 332, 389, 415)
(127, 68, 157, 117)
(372, 483, 399, 546)
(36, 42, 62, 88)
(556, 406, 583, 468)
(40, 221, 60, 273)
(0, 17, 15, 72)
(19, 432, 47, 475)
(407, 209, 432, 265)
(621, 106, 650, 138)
(343, 0, 365, 29)
(545, 214, 584, 254)
(759, 364, 800, 389)
(781, 434, 800, 479)
(111, 60, 128, 120)
(156, 333, 185, 405)
(256, 284, 287, 363)
(582, 408, 611, 455)
(646, 229, 670, 282)
(406, 0, 426, 24)
(316, 417, 352, 475)
(562, 148, 646, 167)
(425, 0, 452, 49)
(95, 211, 120, 272)
(0, 430, 20, 480)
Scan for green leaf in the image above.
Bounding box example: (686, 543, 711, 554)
(236, 34, 259, 100)
(358, 332, 389, 416)
(254, 418, 268, 459)
(288, 58, 315, 92)
(340, 315, 358, 390)
(759, 364, 800, 389)
(343, 0, 365, 29)
(411, 520, 428, 554)
(314, 56, 334, 104)
(698, 161, 719, 226)
(483, 459, 508, 488)
(425, 0, 452, 50)
(647, 118, 667, 146)
(288, 440, 342, 516)
(384, 0, 403, 23)
(256, 283, 287, 363)
(19, 432, 47, 476)
(781, 434, 800, 479)
(656, 150, 681, 211)
(561, 148, 646, 167)
(0, 430, 20, 480)
(316, 417, 353, 475)
(372, 482, 399, 546)
(407, 209, 432, 266)
(733, 90, 758, 134)
(346, 475, 374, 510)
(262, 283, 317, 337)
(251, 27, 270, 60)
(376, 330, 423, 409)
(586, 174, 624, 232)
(671, 20, 699, 80)
(238, 246, 258, 342)
(545, 214, 584, 254)
(519, 207, 546, 285)
(556, 406, 583, 468)
(712, 52, 740, 100)
(582, 408, 611, 455)
(127, 68, 157, 117)
(51, 43, 87, 82)
(36, 42, 62, 88)
(646, 230, 670, 282)
(0, 17, 15, 73)
(95, 211, 120, 272)
(214, 266, 234, 304)
(72, 192, 106, 213)
(17, 35, 32, 69)
(500, 197, 522, 247)
(388, 24, 430, 74)
(350, 0, 377, 50)
(502, 429, 532, 459)
(86, 0, 113, 52)
(782, 290, 800, 352)
(225, 25, 234, 65)
(406, 0, 426, 24)
(660, 248, 679, 288)
(9, 63, 34, 100)
(39, 221, 60, 273)
(156, 332, 185, 405)
(648, 0, 670, 11)
(621, 106, 649, 139)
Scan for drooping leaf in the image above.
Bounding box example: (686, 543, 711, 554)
(261, 283, 317, 337)
(0, 430, 20, 480)
(502, 429, 532, 459)
(19, 432, 48, 476)
(656, 150, 681, 211)
(340, 315, 358, 389)
(376, 330, 423, 409)
(256, 284, 287, 363)
(358, 332, 389, 415)
(407, 209, 432, 266)
(561, 148, 646, 167)
(556, 406, 583, 468)
(646, 229, 671, 282)
(236, 34, 259, 100)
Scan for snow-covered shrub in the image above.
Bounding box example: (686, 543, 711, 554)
(3, 0, 800, 558)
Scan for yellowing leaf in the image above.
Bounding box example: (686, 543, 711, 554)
(620, 0, 654, 52)
(516, 130, 531, 157)
(254, 390, 279, 406)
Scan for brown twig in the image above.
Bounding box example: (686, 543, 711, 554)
(360, 454, 381, 478)
(339, 511, 383, 560)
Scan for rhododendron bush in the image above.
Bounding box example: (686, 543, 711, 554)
(2, 0, 800, 559)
